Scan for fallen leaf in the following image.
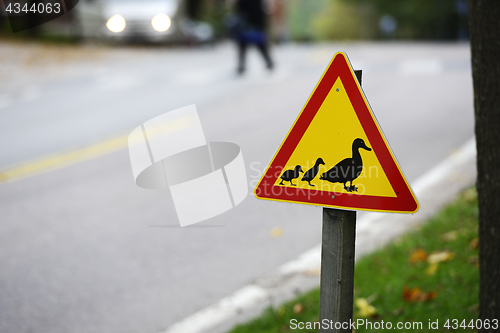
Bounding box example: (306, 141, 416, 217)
(427, 291, 437, 301)
(403, 286, 437, 303)
(426, 262, 439, 275)
(355, 298, 377, 317)
(409, 248, 428, 263)
(270, 227, 283, 238)
(469, 238, 479, 250)
(442, 230, 458, 242)
(428, 250, 454, 264)
(292, 303, 304, 314)
(402, 286, 421, 302)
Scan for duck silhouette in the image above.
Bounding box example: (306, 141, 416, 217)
(319, 138, 372, 192)
(301, 158, 325, 186)
(279, 165, 303, 186)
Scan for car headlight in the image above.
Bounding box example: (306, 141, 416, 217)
(106, 15, 126, 33)
(151, 14, 171, 32)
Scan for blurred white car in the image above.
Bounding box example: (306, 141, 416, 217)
(75, 0, 213, 43)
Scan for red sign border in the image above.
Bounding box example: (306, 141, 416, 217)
(254, 52, 419, 213)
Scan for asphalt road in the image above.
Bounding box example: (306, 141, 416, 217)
(0, 41, 474, 333)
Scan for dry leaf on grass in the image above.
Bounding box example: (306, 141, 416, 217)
(428, 250, 454, 263)
(409, 248, 428, 263)
(419, 250, 455, 275)
(292, 303, 304, 314)
(442, 230, 458, 242)
(355, 298, 377, 317)
(469, 238, 479, 250)
(426, 262, 439, 275)
(402, 286, 437, 302)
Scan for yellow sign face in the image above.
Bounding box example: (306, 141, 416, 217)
(273, 78, 396, 197)
(255, 52, 419, 213)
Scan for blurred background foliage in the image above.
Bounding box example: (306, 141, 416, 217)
(285, 0, 469, 41)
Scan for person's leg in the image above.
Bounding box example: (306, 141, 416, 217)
(237, 39, 247, 74)
(256, 39, 273, 70)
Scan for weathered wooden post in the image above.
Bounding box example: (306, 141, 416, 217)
(319, 208, 356, 332)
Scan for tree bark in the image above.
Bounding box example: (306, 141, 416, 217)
(469, 1, 500, 329)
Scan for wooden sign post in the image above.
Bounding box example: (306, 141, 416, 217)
(319, 208, 356, 332)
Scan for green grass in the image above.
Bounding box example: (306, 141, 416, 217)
(228, 188, 479, 332)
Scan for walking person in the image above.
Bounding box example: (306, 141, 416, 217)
(232, 0, 274, 75)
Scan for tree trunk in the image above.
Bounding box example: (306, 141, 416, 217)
(469, 1, 500, 329)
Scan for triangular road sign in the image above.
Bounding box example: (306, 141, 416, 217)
(255, 52, 418, 213)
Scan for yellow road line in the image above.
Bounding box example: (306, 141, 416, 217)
(0, 135, 129, 185)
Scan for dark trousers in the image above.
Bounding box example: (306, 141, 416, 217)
(237, 40, 273, 73)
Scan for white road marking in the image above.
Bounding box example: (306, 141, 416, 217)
(159, 137, 477, 333)
(278, 244, 322, 276)
(411, 137, 476, 194)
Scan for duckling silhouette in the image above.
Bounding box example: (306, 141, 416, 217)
(279, 165, 304, 186)
(319, 138, 371, 192)
(301, 158, 325, 186)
